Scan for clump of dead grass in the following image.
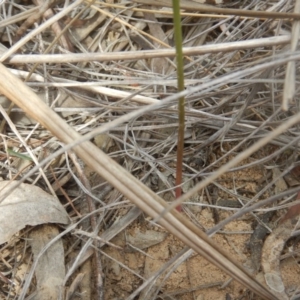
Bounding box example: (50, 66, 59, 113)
(0, 0, 300, 299)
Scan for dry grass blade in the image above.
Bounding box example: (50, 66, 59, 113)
(0, 64, 276, 299)
(2, 0, 300, 298)
(133, 0, 300, 20)
(282, 0, 300, 110)
(0, 0, 83, 62)
(2, 35, 292, 64)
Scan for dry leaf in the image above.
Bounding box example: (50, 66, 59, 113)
(261, 219, 293, 300)
(29, 224, 65, 300)
(126, 229, 168, 250)
(0, 181, 70, 244)
(272, 168, 288, 194)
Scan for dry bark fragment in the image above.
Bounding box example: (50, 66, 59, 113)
(249, 212, 273, 274)
(29, 224, 66, 300)
(261, 218, 295, 300)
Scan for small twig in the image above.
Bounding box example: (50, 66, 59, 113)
(0, 271, 15, 285)
(34, 0, 74, 52)
(0, 0, 83, 62)
(50, 165, 81, 217)
(13, 0, 58, 42)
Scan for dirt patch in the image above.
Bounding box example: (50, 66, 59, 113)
(91, 150, 300, 300)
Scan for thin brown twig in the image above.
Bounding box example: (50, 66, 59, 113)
(50, 165, 81, 217)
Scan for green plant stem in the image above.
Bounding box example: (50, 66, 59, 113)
(172, 0, 185, 211)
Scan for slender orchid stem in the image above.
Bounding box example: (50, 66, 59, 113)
(172, 0, 185, 211)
